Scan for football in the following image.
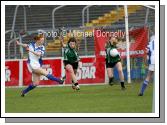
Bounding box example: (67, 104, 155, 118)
(110, 48, 119, 57)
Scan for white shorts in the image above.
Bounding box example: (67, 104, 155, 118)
(27, 62, 41, 73)
(148, 64, 155, 71)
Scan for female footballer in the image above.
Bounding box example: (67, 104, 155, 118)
(60, 36, 80, 90)
(138, 34, 155, 96)
(105, 37, 126, 90)
(16, 34, 64, 97)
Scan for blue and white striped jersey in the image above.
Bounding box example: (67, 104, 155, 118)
(147, 35, 155, 65)
(27, 41, 45, 66)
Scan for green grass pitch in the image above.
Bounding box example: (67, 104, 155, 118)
(5, 83, 153, 113)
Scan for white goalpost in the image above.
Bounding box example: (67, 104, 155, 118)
(124, 5, 131, 84)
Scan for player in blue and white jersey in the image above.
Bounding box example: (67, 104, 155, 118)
(16, 34, 64, 97)
(138, 35, 155, 96)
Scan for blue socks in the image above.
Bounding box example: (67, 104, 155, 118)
(22, 84, 36, 95)
(22, 74, 61, 96)
(140, 80, 149, 95)
(46, 74, 61, 83)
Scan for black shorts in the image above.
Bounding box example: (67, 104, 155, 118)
(106, 60, 121, 68)
(63, 60, 79, 70)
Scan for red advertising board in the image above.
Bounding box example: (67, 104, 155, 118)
(65, 57, 105, 84)
(23, 59, 62, 86)
(5, 61, 19, 86)
(94, 27, 148, 58)
(5, 57, 105, 87)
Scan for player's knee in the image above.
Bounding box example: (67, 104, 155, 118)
(107, 72, 113, 77)
(33, 78, 40, 86)
(33, 81, 39, 86)
(118, 68, 123, 74)
(66, 65, 74, 73)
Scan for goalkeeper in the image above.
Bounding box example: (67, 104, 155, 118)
(105, 37, 125, 90)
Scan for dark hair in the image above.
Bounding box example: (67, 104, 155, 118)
(68, 37, 77, 44)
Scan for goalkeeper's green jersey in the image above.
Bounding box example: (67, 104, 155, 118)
(63, 44, 79, 63)
(105, 43, 121, 63)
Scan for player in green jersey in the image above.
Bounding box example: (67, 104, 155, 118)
(105, 37, 125, 90)
(60, 37, 80, 90)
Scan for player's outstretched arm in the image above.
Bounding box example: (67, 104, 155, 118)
(59, 36, 66, 48)
(16, 40, 28, 48)
(76, 38, 80, 51)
